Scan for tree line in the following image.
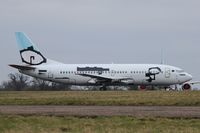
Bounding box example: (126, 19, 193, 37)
(0, 73, 141, 91)
(0, 73, 71, 91)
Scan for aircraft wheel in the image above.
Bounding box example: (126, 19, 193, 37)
(99, 86, 107, 91)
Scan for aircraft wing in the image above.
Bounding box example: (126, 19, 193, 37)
(77, 73, 133, 84)
(187, 81, 200, 85)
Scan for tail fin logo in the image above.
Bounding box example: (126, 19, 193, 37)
(20, 46, 47, 65)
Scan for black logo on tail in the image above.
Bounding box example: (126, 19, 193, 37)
(20, 46, 47, 65)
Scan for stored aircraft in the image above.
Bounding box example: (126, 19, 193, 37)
(10, 32, 193, 90)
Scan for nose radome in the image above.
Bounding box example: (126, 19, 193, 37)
(187, 73, 193, 81)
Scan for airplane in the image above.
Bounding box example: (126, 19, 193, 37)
(9, 32, 193, 90)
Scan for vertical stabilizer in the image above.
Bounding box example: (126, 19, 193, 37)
(15, 32, 47, 65)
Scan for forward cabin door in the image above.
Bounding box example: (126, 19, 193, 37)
(165, 68, 171, 78)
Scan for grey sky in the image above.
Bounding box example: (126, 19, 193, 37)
(0, 0, 200, 84)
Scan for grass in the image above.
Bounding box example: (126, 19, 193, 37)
(0, 115, 199, 133)
(0, 91, 199, 133)
(0, 91, 199, 106)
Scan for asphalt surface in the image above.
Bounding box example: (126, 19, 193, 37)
(0, 106, 200, 118)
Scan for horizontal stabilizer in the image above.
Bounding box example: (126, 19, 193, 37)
(9, 64, 36, 70)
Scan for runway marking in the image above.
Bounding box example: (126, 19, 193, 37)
(0, 106, 200, 118)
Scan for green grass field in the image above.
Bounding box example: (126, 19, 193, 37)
(0, 115, 199, 133)
(0, 91, 200, 133)
(0, 91, 200, 106)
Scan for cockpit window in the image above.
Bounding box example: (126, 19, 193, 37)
(180, 74, 186, 76)
(176, 70, 184, 73)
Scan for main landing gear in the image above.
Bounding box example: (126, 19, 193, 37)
(99, 85, 107, 91)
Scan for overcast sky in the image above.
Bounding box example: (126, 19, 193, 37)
(0, 0, 200, 84)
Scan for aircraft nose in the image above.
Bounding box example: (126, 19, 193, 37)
(187, 73, 193, 81)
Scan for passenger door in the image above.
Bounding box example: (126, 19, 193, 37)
(165, 68, 171, 78)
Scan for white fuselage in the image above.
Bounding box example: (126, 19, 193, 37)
(12, 32, 193, 88)
(21, 64, 192, 86)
